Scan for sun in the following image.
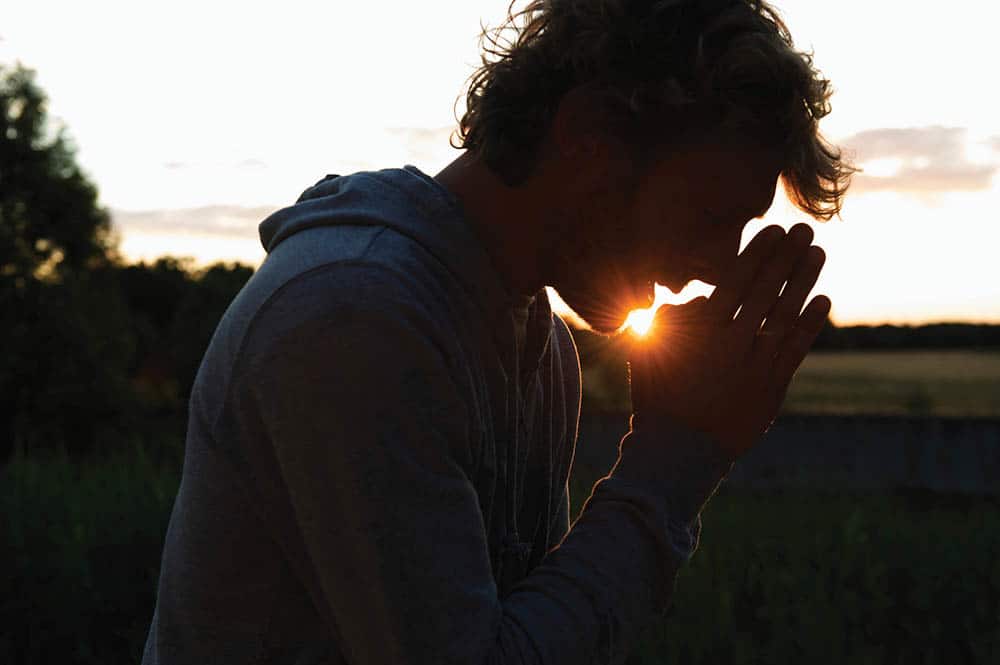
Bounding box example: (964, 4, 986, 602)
(622, 285, 674, 336)
(623, 306, 657, 336)
(620, 280, 718, 336)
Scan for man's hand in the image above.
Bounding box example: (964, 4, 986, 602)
(626, 223, 830, 459)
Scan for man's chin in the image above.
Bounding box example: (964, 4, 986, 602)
(578, 308, 630, 337)
(660, 275, 693, 295)
(582, 320, 623, 336)
(553, 285, 635, 336)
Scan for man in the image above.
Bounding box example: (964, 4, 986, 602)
(143, 0, 853, 663)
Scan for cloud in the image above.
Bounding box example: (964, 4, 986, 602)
(387, 126, 459, 164)
(111, 205, 279, 239)
(235, 158, 267, 169)
(162, 158, 268, 170)
(840, 126, 998, 194)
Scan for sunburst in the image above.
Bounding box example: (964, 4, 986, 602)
(622, 307, 657, 336)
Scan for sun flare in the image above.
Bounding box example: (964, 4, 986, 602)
(620, 281, 717, 336)
(623, 307, 657, 336)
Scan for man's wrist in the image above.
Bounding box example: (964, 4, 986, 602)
(609, 411, 735, 525)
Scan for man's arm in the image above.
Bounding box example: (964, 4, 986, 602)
(548, 481, 571, 551)
(239, 296, 732, 665)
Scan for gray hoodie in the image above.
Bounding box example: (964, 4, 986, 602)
(141, 165, 734, 665)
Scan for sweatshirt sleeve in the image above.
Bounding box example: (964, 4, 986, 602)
(547, 481, 572, 552)
(240, 299, 733, 665)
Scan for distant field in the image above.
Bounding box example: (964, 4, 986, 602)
(784, 350, 1000, 418)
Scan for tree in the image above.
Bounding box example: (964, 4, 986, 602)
(0, 63, 115, 285)
(0, 62, 129, 458)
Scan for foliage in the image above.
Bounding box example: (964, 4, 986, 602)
(631, 488, 1000, 665)
(2, 254, 254, 459)
(167, 261, 254, 397)
(0, 446, 180, 664)
(118, 258, 253, 411)
(0, 63, 131, 457)
(2, 269, 137, 457)
(0, 63, 115, 284)
(0, 63, 257, 460)
(572, 327, 631, 414)
(3, 449, 998, 664)
(815, 319, 1000, 351)
(568, 470, 1000, 665)
(1, 63, 998, 664)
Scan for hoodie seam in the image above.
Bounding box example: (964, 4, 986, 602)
(209, 233, 383, 444)
(356, 171, 508, 325)
(206, 251, 424, 657)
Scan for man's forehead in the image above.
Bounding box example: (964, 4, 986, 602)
(643, 138, 781, 212)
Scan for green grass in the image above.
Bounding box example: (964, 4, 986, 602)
(0, 446, 180, 664)
(567, 474, 1000, 664)
(632, 488, 1000, 664)
(784, 350, 1000, 417)
(3, 447, 997, 664)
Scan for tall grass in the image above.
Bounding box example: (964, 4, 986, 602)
(632, 489, 1000, 664)
(3, 447, 998, 664)
(0, 445, 179, 664)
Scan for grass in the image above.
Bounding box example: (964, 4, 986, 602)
(3, 446, 998, 664)
(580, 349, 1000, 419)
(634, 488, 1000, 664)
(0, 445, 180, 664)
(567, 471, 1000, 665)
(784, 350, 1000, 417)
(5, 349, 999, 662)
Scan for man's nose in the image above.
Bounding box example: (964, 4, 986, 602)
(699, 230, 744, 285)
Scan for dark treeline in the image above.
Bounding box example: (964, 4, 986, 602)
(813, 321, 1000, 350)
(572, 319, 1000, 360)
(1, 62, 255, 461)
(572, 320, 1000, 414)
(3, 256, 253, 461)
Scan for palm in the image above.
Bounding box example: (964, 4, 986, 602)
(626, 224, 830, 458)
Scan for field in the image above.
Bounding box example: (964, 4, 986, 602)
(784, 350, 1000, 418)
(3, 350, 1000, 663)
(2, 445, 998, 664)
(581, 348, 1000, 419)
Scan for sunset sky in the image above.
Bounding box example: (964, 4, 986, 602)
(3, 0, 998, 326)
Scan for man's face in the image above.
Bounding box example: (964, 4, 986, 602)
(552, 139, 783, 335)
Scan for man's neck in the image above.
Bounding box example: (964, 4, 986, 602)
(434, 152, 561, 299)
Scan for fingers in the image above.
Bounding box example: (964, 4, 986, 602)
(706, 225, 785, 321)
(753, 244, 826, 360)
(761, 245, 826, 334)
(772, 295, 832, 387)
(732, 224, 814, 341)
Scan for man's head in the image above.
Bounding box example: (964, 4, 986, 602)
(453, 0, 855, 334)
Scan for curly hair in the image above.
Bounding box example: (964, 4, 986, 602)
(454, 0, 855, 220)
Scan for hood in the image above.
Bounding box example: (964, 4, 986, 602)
(257, 165, 554, 379)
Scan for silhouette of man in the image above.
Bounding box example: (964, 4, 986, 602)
(143, 1, 853, 663)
